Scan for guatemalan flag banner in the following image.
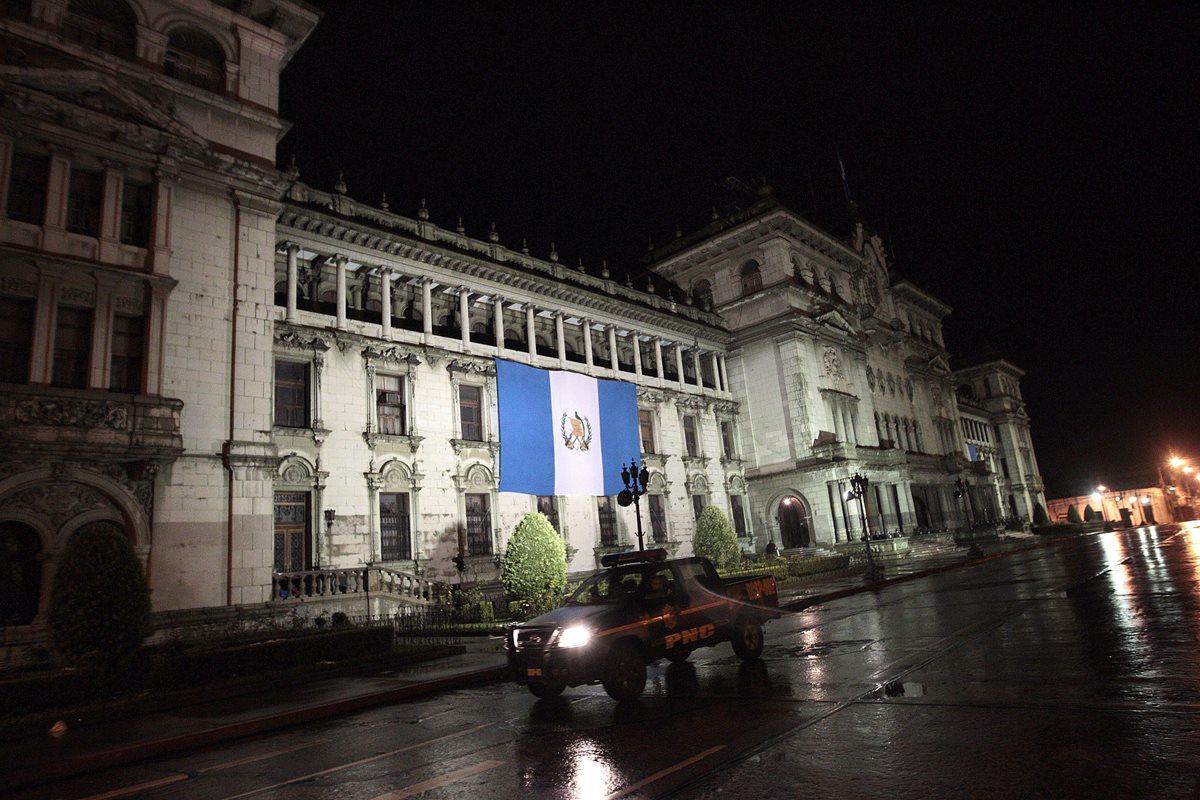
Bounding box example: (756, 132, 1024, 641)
(496, 359, 640, 496)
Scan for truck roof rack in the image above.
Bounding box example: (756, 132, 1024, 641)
(600, 548, 668, 567)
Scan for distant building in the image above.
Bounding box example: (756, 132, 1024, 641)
(1048, 488, 1172, 527)
(0, 1, 1045, 634)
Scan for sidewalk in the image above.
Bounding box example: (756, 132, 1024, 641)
(0, 532, 1054, 793)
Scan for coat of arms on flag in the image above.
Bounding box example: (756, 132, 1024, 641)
(496, 359, 639, 496)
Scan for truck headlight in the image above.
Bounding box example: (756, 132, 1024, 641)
(556, 625, 592, 649)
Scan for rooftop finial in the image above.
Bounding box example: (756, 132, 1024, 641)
(456, 217, 465, 234)
(380, 192, 389, 211)
(577, 257, 585, 273)
(674, 223, 682, 239)
(711, 206, 719, 221)
(488, 222, 500, 243)
(646, 276, 654, 292)
(286, 154, 300, 180)
(549, 242, 559, 262)
(418, 198, 429, 220)
(647, 236, 654, 251)
(624, 272, 633, 287)
(601, 259, 610, 279)
(334, 170, 347, 194)
(521, 238, 530, 255)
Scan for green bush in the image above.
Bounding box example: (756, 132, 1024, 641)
(1083, 505, 1099, 522)
(47, 522, 151, 669)
(1066, 504, 1082, 524)
(501, 512, 567, 620)
(694, 506, 740, 570)
(1033, 503, 1049, 525)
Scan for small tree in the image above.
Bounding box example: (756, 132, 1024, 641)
(694, 506, 740, 570)
(1083, 505, 1099, 522)
(1033, 503, 1049, 525)
(1066, 504, 1082, 524)
(501, 512, 567, 619)
(47, 522, 151, 668)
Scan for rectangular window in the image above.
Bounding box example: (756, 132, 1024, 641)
(648, 494, 667, 543)
(692, 494, 705, 520)
(459, 384, 483, 441)
(273, 491, 309, 572)
(120, 181, 152, 247)
(537, 495, 560, 534)
(638, 409, 656, 454)
(66, 168, 104, 236)
(109, 314, 143, 393)
(376, 374, 407, 435)
(1000, 458, 1010, 479)
(720, 420, 735, 459)
(52, 306, 91, 388)
(274, 360, 309, 428)
(379, 492, 412, 561)
(731, 494, 748, 537)
(6, 152, 48, 225)
(0, 297, 35, 382)
(597, 496, 617, 547)
(465, 493, 492, 555)
(683, 415, 699, 457)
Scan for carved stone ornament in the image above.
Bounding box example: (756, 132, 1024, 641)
(0, 481, 112, 527)
(636, 388, 664, 405)
(866, 369, 876, 392)
(930, 381, 945, 411)
(274, 329, 332, 353)
(712, 399, 740, 417)
(673, 394, 709, 412)
(822, 346, 845, 380)
(15, 399, 129, 430)
(362, 344, 421, 369)
(446, 358, 495, 377)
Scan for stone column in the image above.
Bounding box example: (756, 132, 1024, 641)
(525, 304, 537, 359)
(674, 343, 686, 388)
(143, 280, 171, 395)
(710, 352, 722, 390)
(285, 242, 300, 322)
(380, 268, 392, 339)
(493, 295, 505, 354)
(582, 318, 593, 368)
(692, 349, 703, 387)
(654, 337, 663, 379)
(334, 255, 348, 330)
(421, 278, 433, 336)
(632, 332, 642, 376)
(607, 325, 618, 372)
(554, 312, 566, 366)
(458, 286, 470, 346)
(718, 355, 729, 393)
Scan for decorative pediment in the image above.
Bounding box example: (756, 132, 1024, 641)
(274, 329, 332, 353)
(636, 388, 665, 405)
(815, 308, 857, 334)
(362, 344, 421, 369)
(926, 355, 952, 375)
(446, 358, 495, 377)
(711, 399, 740, 417)
(673, 394, 709, 412)
(277, 454, 317, 485)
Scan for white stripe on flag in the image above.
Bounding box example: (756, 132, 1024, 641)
(549, 371, 605, 495)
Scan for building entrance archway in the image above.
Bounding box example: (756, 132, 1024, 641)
(777, 496, 810, 549)
(0, 522, 43, 626)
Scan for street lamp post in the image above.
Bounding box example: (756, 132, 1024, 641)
(845, 472, 883, 583)
(617, 460, 652, 551)
(955, 478, 982, 557)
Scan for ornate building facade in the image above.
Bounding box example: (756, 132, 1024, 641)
(0, 0, 1045, 629)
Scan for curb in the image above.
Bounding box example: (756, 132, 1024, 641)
(0, 664, 509, 793)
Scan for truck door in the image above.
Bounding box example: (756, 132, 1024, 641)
(639, 563, 682, 657)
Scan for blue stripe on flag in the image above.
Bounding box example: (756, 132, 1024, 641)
(497, 359, 554, 494)
(598, 378, 640, 496)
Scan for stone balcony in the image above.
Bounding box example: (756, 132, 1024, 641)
(0, 384, 183, 461)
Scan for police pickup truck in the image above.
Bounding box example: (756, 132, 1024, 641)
(506, 548, 780, 701)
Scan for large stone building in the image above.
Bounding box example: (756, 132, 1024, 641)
(0, 0, 1044, 631)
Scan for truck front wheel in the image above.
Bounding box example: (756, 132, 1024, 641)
(730, 619, 764, 660)
(603, 642, 647, 701)
(527, 681, 565, 699)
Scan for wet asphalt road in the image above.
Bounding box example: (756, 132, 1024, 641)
(17, 524, 1200, 800)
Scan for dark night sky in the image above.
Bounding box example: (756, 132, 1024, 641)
(278, 2, 1199, 498)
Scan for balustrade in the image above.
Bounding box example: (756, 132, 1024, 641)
(272, 566, 448, 606)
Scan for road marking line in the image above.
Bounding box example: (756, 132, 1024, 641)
(216, 723, 492, 800)
(368, 759, 506, 800)
(196, 738, 328, 773)
(603, 745, 725, 800)
(75, 773, 188, 800)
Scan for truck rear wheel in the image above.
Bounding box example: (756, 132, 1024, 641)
(527, 681, 565, 699)
(603, 642, 646, 701)
(666, 651, 690, 663)
(730, 619, 764, 660)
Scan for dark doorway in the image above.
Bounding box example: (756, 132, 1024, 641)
(0, 522, 42, 626)
(913, 495, 931, 530)
(778, 496, 810, 549)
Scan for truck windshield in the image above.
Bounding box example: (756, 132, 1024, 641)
(566, 565, 654, 605)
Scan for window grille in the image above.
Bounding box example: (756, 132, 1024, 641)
(465, 493, 492, 555)
(597, 496, 617, 547)
(459, 384, 483, 441)
(376, 374, 406, 435)
(379, 492, 411, 561)
(274, 361, 309, 428)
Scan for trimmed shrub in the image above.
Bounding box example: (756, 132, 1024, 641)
(694, 506, 740, 570)
(501, 512, 567, 619)
(1033, 503, 1049, 525)
(1083, 505, 1099, 522)
(1066, 504, 1082, 524)
(47, 522, 151, 669)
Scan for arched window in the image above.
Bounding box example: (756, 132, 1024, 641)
(692, 279, 713, 310)
(63, 0, 137, 60)
(740, 260, 762, 295)
(164, 28, 226, 93)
